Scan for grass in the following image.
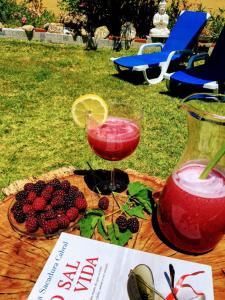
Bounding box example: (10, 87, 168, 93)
(0, 39, 188, 200)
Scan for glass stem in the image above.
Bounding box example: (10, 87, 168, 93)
(110, 167, 117, 191)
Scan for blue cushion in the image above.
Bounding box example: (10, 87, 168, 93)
(170, 65, 225, 86)
(114, 52, 181, 68)
(164, 11, 208, 52)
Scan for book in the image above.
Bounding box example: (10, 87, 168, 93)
(28, 232, 214, 300)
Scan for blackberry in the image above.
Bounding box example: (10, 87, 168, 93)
(52, 190, 65, 198)
(68, 186, 79, 198)
(33, 181, 45, 196)
(37, 214, 46, 227)
(11, 201, 23, 213)
(48, 178, 61, 190)
(13, 209, 26, 223)
(127, 217, 139, 233)
(64, 193, 76, 202)
(23, 182, 35, 191)
(64, 195, 75, 208)
(15, 190, 28, 202)
(60, 180, 71, 191)
(98, 197, 109, 210)
(74, 190, 84, 199)
(116, 215, 128, 232)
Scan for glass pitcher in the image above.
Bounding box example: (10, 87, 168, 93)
(157, 93, 225, 254)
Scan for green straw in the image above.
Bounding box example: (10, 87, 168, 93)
(199, 142, 225, 179)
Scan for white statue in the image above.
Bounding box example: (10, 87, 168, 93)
(150, 0, 170, 37)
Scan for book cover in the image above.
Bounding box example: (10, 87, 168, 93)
(28, 232, 214, 300)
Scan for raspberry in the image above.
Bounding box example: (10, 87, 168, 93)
(66, 207, 79, 221)
(15, 190, 28, 202)
(27, 191, 37, 203)
(25, 217, 38, 233)
(55, 208, 65, 217)
(45, 204, 52, 211)
(41, 190, 52, 201)
(74, 197, 87, 211)
(57, 215, 70, 229)
(61, 180, 71, 191)
(24, 182, 35, 191)
(33, 197, 47, 211)
(116, 215, 128, 232)
(42, 219, 59, 234)
(41, 211, 56, 220)
(127, 217, 139, 233)
(51, 196, 65, 208)
(98, 197, 109, 210)
(13, 209, 26, 223)
(23, 204, 34, 215)
(43, 185, 54, 194)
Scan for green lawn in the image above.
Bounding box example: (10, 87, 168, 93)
(0, 39, 188, 200)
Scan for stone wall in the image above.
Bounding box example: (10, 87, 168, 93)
(0, 28, 145, 48)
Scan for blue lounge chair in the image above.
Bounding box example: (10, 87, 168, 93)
(164, 25, 225, 93)
(111, 11, 210, 85)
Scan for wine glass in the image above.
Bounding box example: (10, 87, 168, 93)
(86, 105, 142, 194)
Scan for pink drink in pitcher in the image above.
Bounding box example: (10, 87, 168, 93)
(158, 162, 225, 253)
(87, 117, 140, 161)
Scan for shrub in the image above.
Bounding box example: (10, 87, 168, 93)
(58, 0, 158, 37)
(0, 0, 56, 28)
(209, 8, 225, 42)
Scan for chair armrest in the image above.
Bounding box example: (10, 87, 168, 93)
(160, 49, 193, 68)
(187, 52, 209, 69)
(137, 42, 164, 55)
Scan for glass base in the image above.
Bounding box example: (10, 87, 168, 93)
(83, 168, 129, 195)
(93, 180, 128, 195)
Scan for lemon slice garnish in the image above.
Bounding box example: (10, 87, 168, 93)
(72, 94, 108, 128)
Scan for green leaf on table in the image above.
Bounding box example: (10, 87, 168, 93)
(114, 222, 120, 239)
(85, 209, 104, 216)
(107, 223, 132, 246)
(135, 196, 152, 214)
(91, 216, 100, 229)
(128, 181, 147, 196)
(78, 214, 101, 238)
(122, 203, 145, 219)
(97, 218, 109, 240)
(136, 188, 150, 201)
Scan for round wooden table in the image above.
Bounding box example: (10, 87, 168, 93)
(0, 168, 224, 299)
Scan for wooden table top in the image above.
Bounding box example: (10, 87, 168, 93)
(0, 168, 224, 299)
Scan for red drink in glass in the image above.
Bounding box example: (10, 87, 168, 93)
(87, 117, 140, 161)
(158, 162, 225, 253)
